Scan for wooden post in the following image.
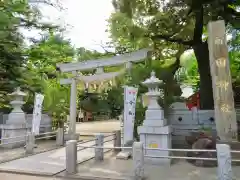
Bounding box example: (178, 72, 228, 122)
(208, 20, 238, 141)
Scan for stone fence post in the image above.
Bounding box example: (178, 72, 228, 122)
(114, 130, 121, 153)
(133, 142, 144, 180)
(66, 140, 77, 174)
(95, 133, 104, 161)
(216, 144, 233, 180)
(56, 128, 64, 146)
(25, 132, 35, 154)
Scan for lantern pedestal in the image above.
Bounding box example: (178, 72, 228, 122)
(138, 125, 172, 165)
(1, 87, 27, 148)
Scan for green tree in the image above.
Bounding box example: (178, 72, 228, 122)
(229, 29, 240, 82)
(0, 0, 28, 109)
(23, 33, 75, 127)
(108, 0, 240, 109)
(0, 0, 64, 110)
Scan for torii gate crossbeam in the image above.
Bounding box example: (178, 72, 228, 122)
(56, 48, 150, 72)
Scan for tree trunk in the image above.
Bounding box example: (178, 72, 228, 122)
(193, 42, 214, 110)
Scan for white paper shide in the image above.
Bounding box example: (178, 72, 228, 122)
(32, 93, 44, 135)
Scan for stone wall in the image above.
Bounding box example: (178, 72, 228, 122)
(169, 102, 240, 146)
(1, 114, 52, 134)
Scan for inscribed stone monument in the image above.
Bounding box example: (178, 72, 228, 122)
(208, 20, 238, 141)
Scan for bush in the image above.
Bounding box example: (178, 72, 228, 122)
(134, 101, 146, 140)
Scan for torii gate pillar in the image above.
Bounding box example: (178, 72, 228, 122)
(69, 72, 77, 139)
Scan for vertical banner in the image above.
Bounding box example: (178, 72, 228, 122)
(123, 86, 138, 145)
(32, 93, 44, 135)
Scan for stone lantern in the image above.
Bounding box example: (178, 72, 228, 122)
(138, 71, 172, 165)
(1, 87, 27, 148)
(7, 87, 27, 124)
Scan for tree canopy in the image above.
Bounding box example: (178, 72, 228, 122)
(0, 0, 63, 110)
(108, 0, 240, 109)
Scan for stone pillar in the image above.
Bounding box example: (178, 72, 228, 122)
(56, 128, 64, 146)
(133, 142, 144, 180)
(216, 144, 233, 180)
(1, 87, 28, 148)
(66, 140, 77, 174)
(114, 130, 121, 153)
(69, 71, 78, 140)
(25, 132, 35, 154)
(138, 71, 172, 165)
(95, 133, 104, 161)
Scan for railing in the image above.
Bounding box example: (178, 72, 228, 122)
(0, 128, 64, 154)
(66, 130, 121, 174)
(65, 134, 240, 180)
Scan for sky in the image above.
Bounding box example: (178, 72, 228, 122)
(24, 0, 114, 52)
(23, 0, 195, 97)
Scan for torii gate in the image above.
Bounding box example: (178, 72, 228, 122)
(57, 48, 150, 140)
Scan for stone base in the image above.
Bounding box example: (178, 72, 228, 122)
(1, 124, 27, 149)
(64, 133, 80, 141)
(138, 125, 172, 166)
(116, 140, 133, 160)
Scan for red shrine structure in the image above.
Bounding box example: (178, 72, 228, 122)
(186, 92, 200, 110)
